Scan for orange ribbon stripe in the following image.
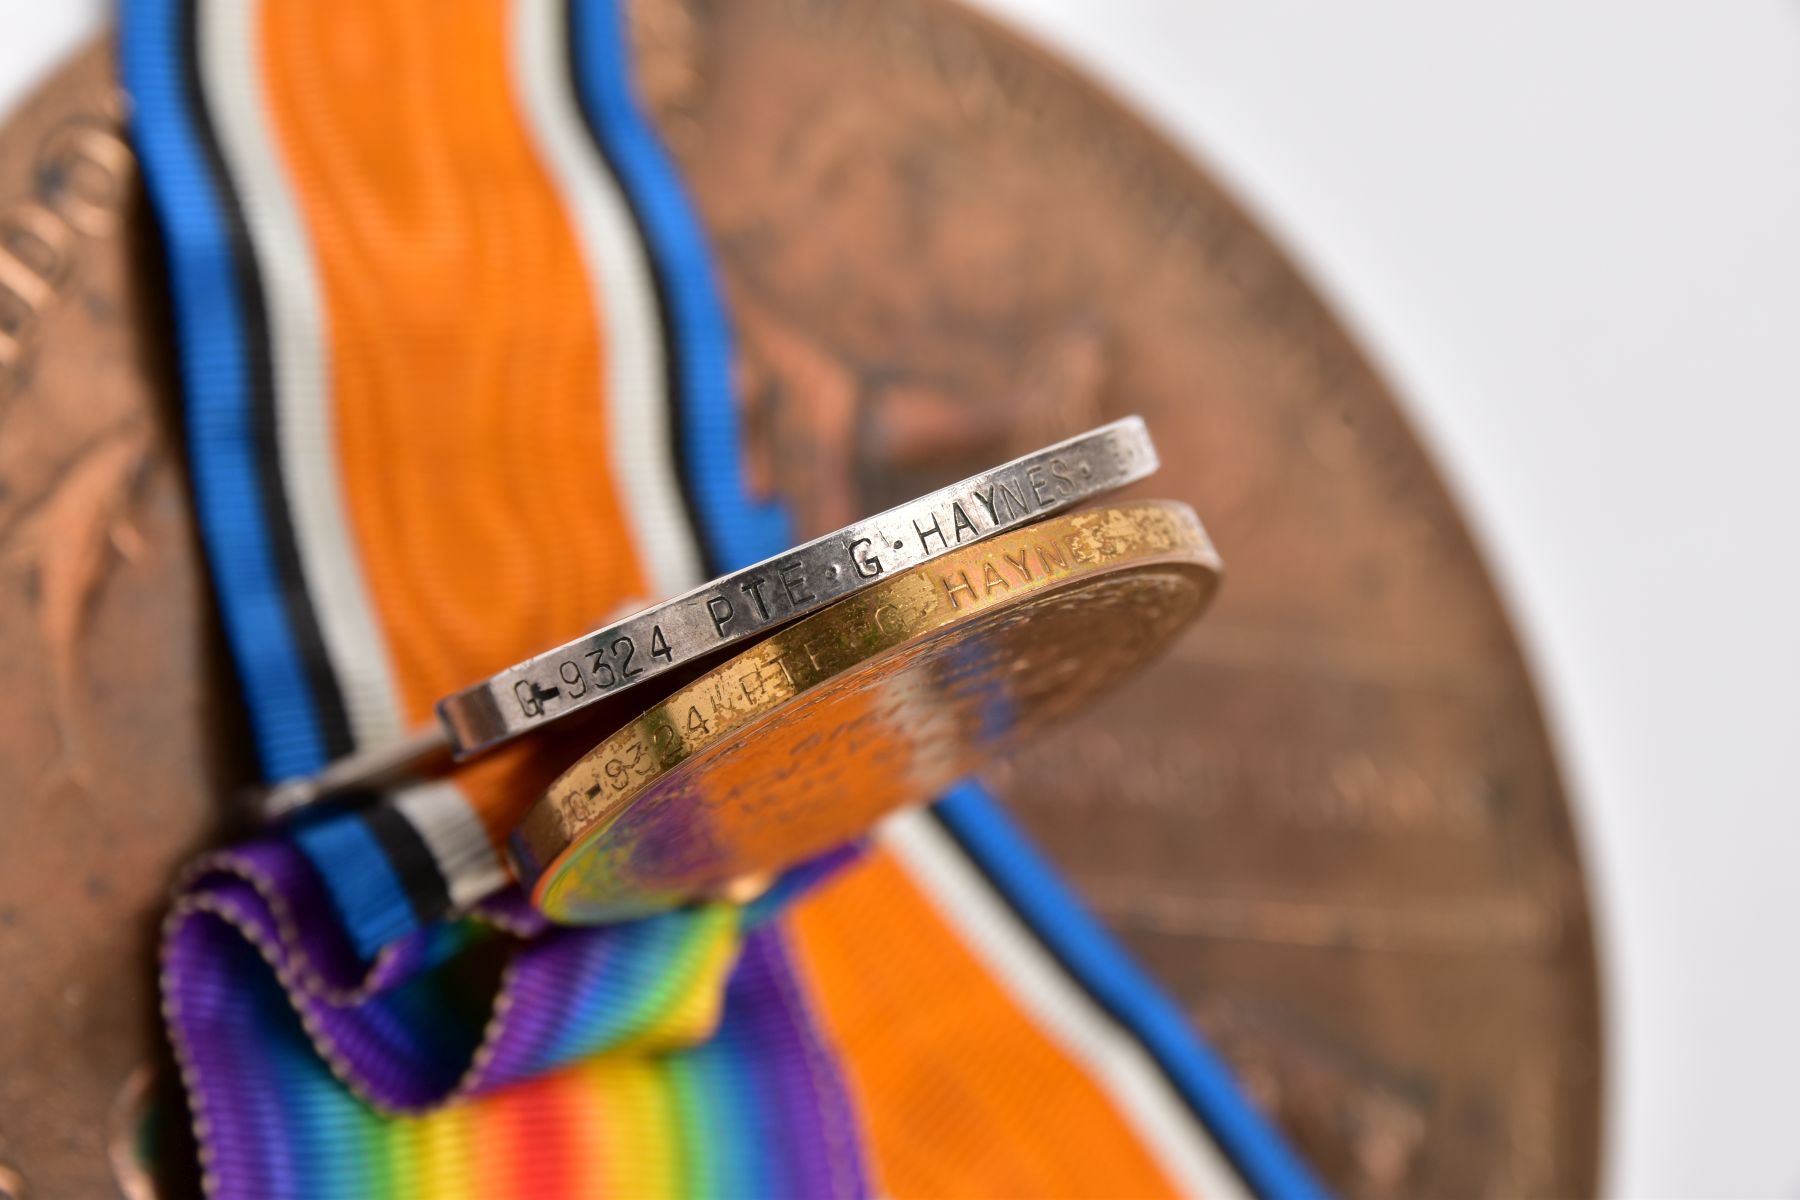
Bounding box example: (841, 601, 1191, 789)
(789, 846, 1185, 1197)
(261, 0, 645, 836)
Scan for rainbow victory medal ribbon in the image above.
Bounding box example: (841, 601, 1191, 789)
(119, 0, 1325, 1196)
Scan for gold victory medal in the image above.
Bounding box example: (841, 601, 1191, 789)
(513, 501, 1221, 921)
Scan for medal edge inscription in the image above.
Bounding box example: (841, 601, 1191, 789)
(513, 500, 1220, 914)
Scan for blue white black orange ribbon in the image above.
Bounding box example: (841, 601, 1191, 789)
(120, 0, 1324, 1195)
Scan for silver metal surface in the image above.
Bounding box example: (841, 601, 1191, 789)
(259, 726, 451, 820)
(439, 415, 1157, 752)
(258, 417, 1157, 815)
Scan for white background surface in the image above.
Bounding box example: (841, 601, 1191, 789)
(5, 3, 1799, 1195)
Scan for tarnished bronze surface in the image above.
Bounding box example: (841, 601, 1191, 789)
(0, 44, 216, 1200)
(634, 0, 1604, 1194)
(517, 502, 1220, 921)
(0, 4, 1602, 1195)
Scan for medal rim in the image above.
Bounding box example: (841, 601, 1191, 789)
(515, 499, 1222, 919)
(435, 415, 1162, 758)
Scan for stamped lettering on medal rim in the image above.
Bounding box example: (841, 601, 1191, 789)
(702, 450, 1095, 640)
(439, 418, 1159, 755)
(518, 503, 1219, 921)
(525, 501, 1215, 863)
